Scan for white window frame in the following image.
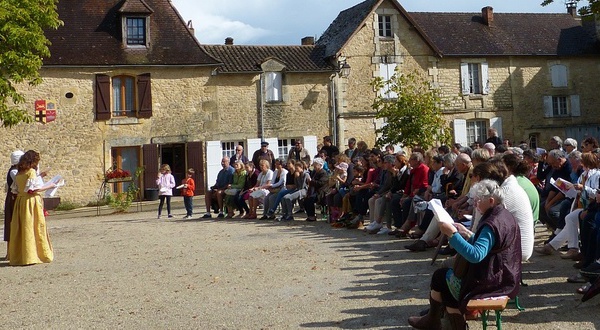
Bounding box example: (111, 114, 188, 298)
(378, 15, 392, 38)
(543, 95, 580, 118)
(460, 61, 489, 95)
(221, 141, 245, 158)
(122, 16, 148, 47)
(379, 63, 397, 99)
(265, 72, 282, 103)
(550, 64, 568, 88)
(112, 75, 136, 117)
(466, 120, 488, 146)
(278, 139, 295, 162)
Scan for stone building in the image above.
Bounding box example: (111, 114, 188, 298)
(2, 0, 599, 207)
(322, 0, 600, 150)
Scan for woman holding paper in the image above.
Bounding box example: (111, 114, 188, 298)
(8, 150, 55, 266)
(408, 179, 521, 330)
(156, 164, 176, 219)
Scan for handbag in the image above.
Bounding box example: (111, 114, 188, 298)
(224, 188, 240, 196)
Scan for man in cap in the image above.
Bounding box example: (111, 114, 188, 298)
(252, 141, 275, 170)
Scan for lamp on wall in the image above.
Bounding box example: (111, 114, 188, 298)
(338, 60, 351, 78)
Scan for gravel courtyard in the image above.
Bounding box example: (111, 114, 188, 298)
(0, 201, 598, 329)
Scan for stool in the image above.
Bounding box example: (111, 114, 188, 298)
(466, 296, 509, 330)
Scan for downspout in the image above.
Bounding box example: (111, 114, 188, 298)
(259, 73, 265, 140)
(330, 74, 338, 146)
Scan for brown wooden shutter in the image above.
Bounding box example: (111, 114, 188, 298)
(95, 74, 111, 120)
(137, 73, 152, 118)
(143, 143, 159, 190)
(187, 141, 205, 195)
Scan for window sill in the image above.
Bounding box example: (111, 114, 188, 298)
(378, 36, 394, 40)
(108, 117, 140, 125)
(466, 94, 484, 100)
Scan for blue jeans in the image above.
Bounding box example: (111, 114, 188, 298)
(183, 196, 193, 216)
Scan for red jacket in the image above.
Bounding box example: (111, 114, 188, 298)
(405, 163, 429, 197)
(181, 178, 195, 197)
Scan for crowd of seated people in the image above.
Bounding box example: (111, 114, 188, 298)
(202, 134, 600, 319)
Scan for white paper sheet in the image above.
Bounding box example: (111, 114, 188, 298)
(429, 198, 454, 224)
(44, 175, 64, 198)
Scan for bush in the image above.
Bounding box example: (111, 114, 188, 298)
(54, 201, 80, 211)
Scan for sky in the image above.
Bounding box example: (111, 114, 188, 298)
(170, 0, 588, 46)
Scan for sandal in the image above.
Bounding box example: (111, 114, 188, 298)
(568, 273, 589, 284)
(409, 232, 423, 239)
(577, 283, 592, 294)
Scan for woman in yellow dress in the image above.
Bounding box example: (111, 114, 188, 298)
(8, 150, 55, 266)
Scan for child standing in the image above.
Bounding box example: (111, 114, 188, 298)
(156, 164, 176, 219)
(181, 168, 196, 219)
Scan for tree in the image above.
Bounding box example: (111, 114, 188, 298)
(371, 70, 451, 149)
(0, 0, 62, 127)
(541, 0, 600, 16)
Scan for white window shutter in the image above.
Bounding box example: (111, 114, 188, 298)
(265, 72, 281, 102)
(303, 135, 318, 160)
(481, 62, 489, 95)
(265, 137, 279, 160)
(453, 119, 467, 145)
(570, 95, 581, 117)
(460, 63, 470, 95)
(247, 138, 262, 157)
(206, 140, 223, 189)
(387, 63, 398, 99)
(550, 64, 568, 88)
(272, 72, 282, 101)
(543, 96, 553, 118)
(379, 64, 389, 97)
(489, 117, 503, 139)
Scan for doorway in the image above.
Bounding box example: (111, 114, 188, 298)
(161, 144, 185, 196)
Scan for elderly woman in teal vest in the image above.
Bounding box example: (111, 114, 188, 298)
(408, 179, 522, 330)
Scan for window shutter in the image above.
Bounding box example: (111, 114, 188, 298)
(95, 74, 111, 120)
(481, 62, 489, 95)
(303, 135, 317, 162)
(460, 63, 470, 95)
(570, 95, 581, 117)
(186, 141, 205, 195)
(142, 144, 159, 191)
(489, 117, 503, 139)
(453, 119, 467, 145)
(265, 72, 281, 102)
(265, 138, 279, 160)
(550, 64, 568, 88)
(379, 64, 389, 97)
(387, 63, 398, 98)
(137, 73, 152, 118)
(205, 141, 223, 190)
(543, 96, 553, 118)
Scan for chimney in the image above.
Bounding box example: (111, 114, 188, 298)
(225, 37, 234, 45)
(301, 36, 315, 45)
(566, 1, 577, 17)
(186, 20, 194, 35)
(482, 6, 494, 26)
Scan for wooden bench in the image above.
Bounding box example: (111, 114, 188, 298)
(466, 296, 509, 330)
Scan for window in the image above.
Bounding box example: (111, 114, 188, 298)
(112, 76, 135, 117)
(529, 133, 539, 150)
(126, 17, 146, 46)
(95, 73, 152, 120)
(265, 72, 282, 102)
(460, 62, 489, 95)
(378, 15, 392, 37)
(552, 96, 568, 116)
(277, 139, 297, 161)
(379, 63, 397, 99)
(110, 147, 140, 194)
(543, 95, 580, 118)
(466, 120, 487, 146)
(550, 64, 568, 88)
(222, 141, 244, 158)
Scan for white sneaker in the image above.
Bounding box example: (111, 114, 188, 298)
(364, 222, 378, 231)
(367, 222, 383, 232)
(377, 227, 391, 235)
(184, 215, 192, 219)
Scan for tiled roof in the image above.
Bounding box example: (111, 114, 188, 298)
(118, 0, 154, 14)
(202, 45, 336, 73)
(43, 0, 220, 66)
(410, 12, 600, 56)
(316, 0, 380, 58)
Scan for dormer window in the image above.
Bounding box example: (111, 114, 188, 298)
(126, 17, 146, 45)
(378, 15, 392, 38)
(118, 0, 154, 48)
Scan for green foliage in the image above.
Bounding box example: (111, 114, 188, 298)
(54, 200, 80, 211)
(371, 70, 451, 149)
(0, 0, 62, 127)
(105, 167, 144, 213)
(541, 0, 600, 16)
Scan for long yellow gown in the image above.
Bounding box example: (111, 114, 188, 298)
(8, 168, 53, 266)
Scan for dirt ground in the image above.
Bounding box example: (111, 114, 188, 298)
(0, 200, 598, 329)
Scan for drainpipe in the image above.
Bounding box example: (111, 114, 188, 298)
(330, 74, 338, 146)
(259, 73, 265, 140)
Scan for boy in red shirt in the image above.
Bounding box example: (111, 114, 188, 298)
(181, 168, 196, 219)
